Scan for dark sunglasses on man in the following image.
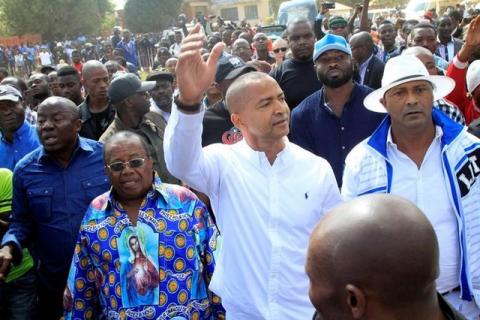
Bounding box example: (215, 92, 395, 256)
(273, 47, 288, 54)
(106, 158, 146, 172)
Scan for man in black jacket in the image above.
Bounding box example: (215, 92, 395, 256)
(202, 55, 255, 146)
(349, 31, 384, 90)
(77, 60, 114, 140)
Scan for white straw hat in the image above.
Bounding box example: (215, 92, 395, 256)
(364, 55, 455, 113)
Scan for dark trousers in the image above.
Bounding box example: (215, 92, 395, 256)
(0, 269, 37, 320)
(35, 280, 64, 320)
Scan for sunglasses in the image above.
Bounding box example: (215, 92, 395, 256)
(273, 47, 288, 53)
(106, 158, 146, 172)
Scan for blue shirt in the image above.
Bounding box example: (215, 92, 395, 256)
(291, 83, 385, 186)
(64, 180, 223, 319)
(0, 121, 40, 171)
(2, 137, 110, 290)
(116, 40, 138, 67)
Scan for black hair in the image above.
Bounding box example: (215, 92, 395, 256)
(57, 65, 80, 80)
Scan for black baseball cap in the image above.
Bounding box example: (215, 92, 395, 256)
(108, 73, 155, 104)
(215, 55, 256, 83)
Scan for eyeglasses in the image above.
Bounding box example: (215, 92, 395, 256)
(106, 158, 146, 172)
(273, 47, 288, 54)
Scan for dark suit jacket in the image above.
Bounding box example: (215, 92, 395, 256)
(436, 37, 464, 60)
(362, 56, 385, 90)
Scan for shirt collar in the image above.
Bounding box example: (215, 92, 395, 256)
(38, 136, 92, 161)
(359, 54, 374, 70)
(387, 125, 443, 147)
(237, 137, 292, 168)
(0, 120, 30, 143)
(100, 177, 180, 212)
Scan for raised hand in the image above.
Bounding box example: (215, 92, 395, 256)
(176, 24, 224, 106)
(465, 16, 480, 48)
(458, 16, 480, 62)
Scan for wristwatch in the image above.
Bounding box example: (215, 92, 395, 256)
(174, 94, 202, 112)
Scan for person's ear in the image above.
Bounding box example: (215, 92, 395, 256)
(74, 118, 82, 134)
(231, 112, 243, 129)
(345, 284, 366, 319)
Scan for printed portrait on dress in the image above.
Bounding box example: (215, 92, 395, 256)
(118, 223, 160, 307)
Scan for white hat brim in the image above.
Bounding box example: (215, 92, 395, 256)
(363, 75, 456, 113)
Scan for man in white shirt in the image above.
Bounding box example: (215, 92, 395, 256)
(164, 24, 342, 320)
(38, 47, 52, 66)
(342, 55, 480, 318)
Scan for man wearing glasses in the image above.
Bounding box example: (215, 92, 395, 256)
(100, 73, 179, 184)
(272, 38, 289, 69)
(63, 131, 224, 319)
(0, 97, 110, 319)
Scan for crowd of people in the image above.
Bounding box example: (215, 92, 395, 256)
(0, 1, 479, 319)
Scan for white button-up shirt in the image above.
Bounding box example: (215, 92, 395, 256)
(358, 54, 373, 85)
(387, 126, 460, 293)
(164, 105, 342, 320)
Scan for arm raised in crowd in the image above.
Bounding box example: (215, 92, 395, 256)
(446, 16, 480, 118)
(163, 24, 224, 195)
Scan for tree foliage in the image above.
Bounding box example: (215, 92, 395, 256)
(124, 0, 183, 33)
(0, 0, 113, 39)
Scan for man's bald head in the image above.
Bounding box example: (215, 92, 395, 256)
(307, 194, 439, 319)
(37, 96, 80, 119)
(402, 46, 437, 75)
(349, 31, 374, 64)
(225, 72, 272, 113)
(82, 60, 107, 81)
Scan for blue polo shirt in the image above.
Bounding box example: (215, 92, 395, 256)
(0, 121, 40, 171)
(291, 83, 385, 186)
(1, 137, 110, 291)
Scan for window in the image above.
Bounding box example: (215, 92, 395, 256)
(220, 7, 239, 21)
(245, 5, 258, 20)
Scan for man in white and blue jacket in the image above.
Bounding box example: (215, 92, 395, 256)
(342, 55, 480, 319)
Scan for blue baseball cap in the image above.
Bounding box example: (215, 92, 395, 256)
(313, 34, 352, 62)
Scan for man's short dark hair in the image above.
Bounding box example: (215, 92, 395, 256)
(412, 22, 437, 35)
(57, 65, 80, 80)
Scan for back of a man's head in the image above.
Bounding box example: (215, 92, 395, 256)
(306, 194, 440, 320)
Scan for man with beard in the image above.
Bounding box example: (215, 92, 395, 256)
(146, 69, 174, 123)
(0, 97, 109, 319)
(77, 60, 114, 140)
(436, 15, 464, 63)
(271, 19, 322, 110)
(27, 73, 51, 111)
(56, 65, 84, 106)
(291, 34, 385, 186)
